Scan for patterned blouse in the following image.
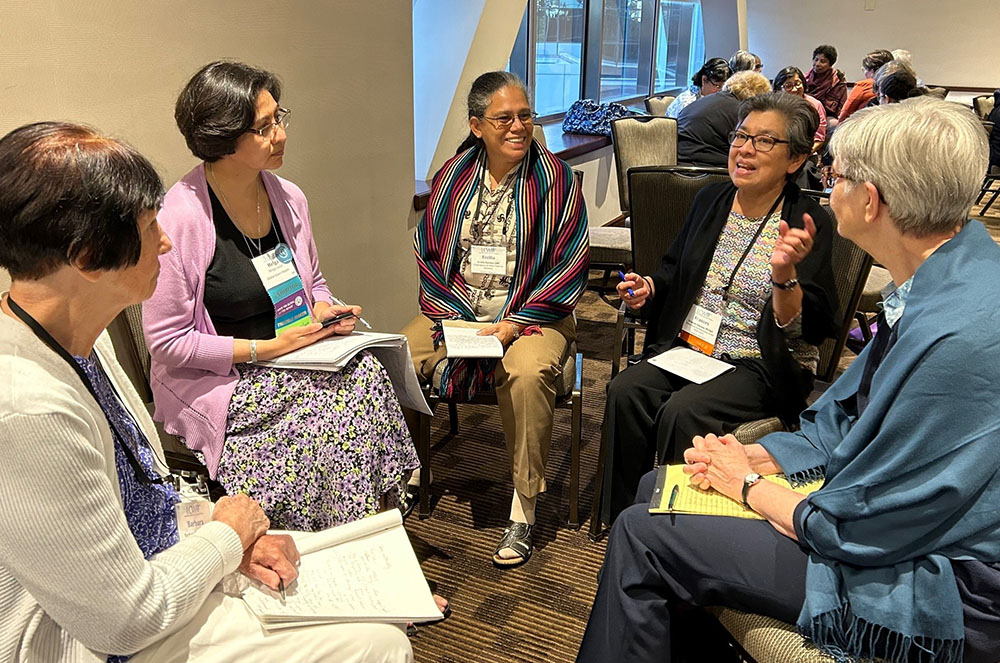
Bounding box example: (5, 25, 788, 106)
(73, 355, 180, 663)
(689, 209, 819, 372)
(458, 161, 521, 322)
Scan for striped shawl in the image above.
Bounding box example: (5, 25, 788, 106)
(414, 141, 589, 398)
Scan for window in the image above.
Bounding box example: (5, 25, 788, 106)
(507, 0, 705, 118)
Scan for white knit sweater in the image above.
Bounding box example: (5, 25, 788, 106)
(0, 314, 244, 663)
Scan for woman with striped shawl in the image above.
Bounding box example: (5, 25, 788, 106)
(402, 71, 589, 567)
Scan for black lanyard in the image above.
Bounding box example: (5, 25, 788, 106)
(6, 297, 166, 485)
(471, 153, 517, 239)
(721, 192, 785, 300)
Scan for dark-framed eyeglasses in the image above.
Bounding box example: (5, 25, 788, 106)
(825, 169, 850, 188)
(481, 111, 538, 131)
(248, 108, 291, 138)
(781, 79, 804, 93)
(729, 130, 789, 153)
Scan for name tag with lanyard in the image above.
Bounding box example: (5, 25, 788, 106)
(468, 154, 516, 276)
(250, 242, 312, 335)
(679, 193, 784, 356)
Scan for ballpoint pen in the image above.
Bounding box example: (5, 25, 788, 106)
(330, 295, 372, 329)
(617, 270, 635, 298)
(667, 483, 679, 513)
(278, 578, 286, 603)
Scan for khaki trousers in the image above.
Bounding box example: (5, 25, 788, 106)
(401, 314, 575, 498)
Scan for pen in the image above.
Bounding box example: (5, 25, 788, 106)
(667, 484, 679, 512)
(321, 311, 357, 327)
(330, 296, 372, 329)
(278, 578, 286, 603)
(618, 270, 635, 298)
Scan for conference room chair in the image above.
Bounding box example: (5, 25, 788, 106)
(643, 93, 676, 116)
(972, 94, 995, 120)
(412, 338, 585, 528)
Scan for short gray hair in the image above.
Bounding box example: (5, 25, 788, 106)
(873, 60, 915, 91)
(829, 97, 987, 236)
(738, 92, 818, 159)
(729, 50, 757, 73)
(723, 71, 772, 100)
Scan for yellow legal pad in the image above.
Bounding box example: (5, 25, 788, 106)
(649, 464, 823, 520)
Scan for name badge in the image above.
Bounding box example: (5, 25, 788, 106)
(250, 243, 312, 335)
(470, 244, 507, 275)
(678, 303, 722, 356)
(174, 498, 213, 540)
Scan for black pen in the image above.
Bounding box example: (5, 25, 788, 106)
(278, 578, 286, 603)
(321, 311, 357, 328)
(667, 484, 679, 513)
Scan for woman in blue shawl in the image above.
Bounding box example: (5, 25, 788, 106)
(577, 98, 1000, 663)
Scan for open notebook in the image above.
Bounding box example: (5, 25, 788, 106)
(241, 510, 443, 631)
(649, 464, 823, 519)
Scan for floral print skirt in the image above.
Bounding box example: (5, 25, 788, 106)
(216, 350, 419, 531)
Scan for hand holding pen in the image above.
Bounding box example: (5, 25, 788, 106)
(330, 296, 372, 329)
(617, 271, 651, 310)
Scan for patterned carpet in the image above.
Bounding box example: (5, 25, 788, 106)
(402, 195, 1000, 663)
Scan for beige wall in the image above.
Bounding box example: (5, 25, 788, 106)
(1, 1, 419, 331)
(747, 0, 1000, 86)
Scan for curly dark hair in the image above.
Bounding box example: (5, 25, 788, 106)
(812, 44, 838, 66)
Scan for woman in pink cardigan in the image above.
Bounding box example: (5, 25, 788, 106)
(144, 61, 419, 530)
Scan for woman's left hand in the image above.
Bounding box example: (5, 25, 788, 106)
(317, 304, 362, 336)
(477, 320, 520, 348)
(771, 213, 816, 276)
(682, 433, 753, 503)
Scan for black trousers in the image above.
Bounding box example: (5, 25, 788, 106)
(577, 471, 1000, 663)
(599, 357, 775, 524)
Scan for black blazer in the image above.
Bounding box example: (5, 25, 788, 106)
(642, 180, 838, 422)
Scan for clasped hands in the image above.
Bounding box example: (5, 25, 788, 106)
(681, 434, 754, 503)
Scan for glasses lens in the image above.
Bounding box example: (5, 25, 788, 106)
(518, 112, 536, 124)
(729, 131, 748, 147)
(755, 136, 776, 152)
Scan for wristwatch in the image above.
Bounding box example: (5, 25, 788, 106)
(742, 472, 763, 509)
(771, 277, 799, 290)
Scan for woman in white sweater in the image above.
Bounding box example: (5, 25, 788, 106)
(0, 121, 412, 663)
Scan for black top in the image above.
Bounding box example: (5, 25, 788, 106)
(987, 90, 1000, 170)
(642, 181, 838, 423)
(203, 186, 286, 340)
(676, 91, 741, 168)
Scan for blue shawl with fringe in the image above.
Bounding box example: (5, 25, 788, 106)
(761, 221, 1000, 663)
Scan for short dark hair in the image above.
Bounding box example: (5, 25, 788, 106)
(813, 44, 838, 65)
(879, 71, 923, 102)
(738, 92, 819, 160)
(861, 49, 894, 73)
(0, 122, 164, 280)
(772, 66, 806, 93)
(691, 58, 731, 88)
(175, 60, 282, 162)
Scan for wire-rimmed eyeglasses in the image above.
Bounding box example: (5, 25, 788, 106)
(248, 108, 291, 138)
(481, 111, 538, 131)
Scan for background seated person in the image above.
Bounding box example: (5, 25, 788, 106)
(989, 89, 1000, 173)
(805, 44, 847, 127)
(866, 59, 918, 109)
(599, 92, 837, 526)
(677, 70, 773, 168)
(878, 70, 926, 104)
(577, 98, 1000, 663)
(773, 66, 827, 154)
(666, 58, 732, 118)
(143, 61, 418, 531)
(728, 50, 762, 74)
(402, 71, 589, 568)
(0, 121, 412, 663)
(838, 49, 894, 122)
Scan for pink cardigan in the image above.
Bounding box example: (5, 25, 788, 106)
(143, 165, 333, 476)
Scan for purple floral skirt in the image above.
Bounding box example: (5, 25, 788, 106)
(216, 351, 419, 531)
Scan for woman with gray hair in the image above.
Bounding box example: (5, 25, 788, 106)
(599, 92, 837, 526)
(579, 97, 1000, 663)
(728, 49, 762, 74)
(677, 70, 773, 167)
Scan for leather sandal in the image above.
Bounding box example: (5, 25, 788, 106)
(492, 520, 533, 567)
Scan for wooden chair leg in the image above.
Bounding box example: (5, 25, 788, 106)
(418, 410, 432, 519)
(589, 422, 609, 541)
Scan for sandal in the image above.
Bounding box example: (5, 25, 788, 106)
(492, 520, 533, 568)
(400, 484, 419, 520)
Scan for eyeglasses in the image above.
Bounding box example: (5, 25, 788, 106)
(781, 80, 804, 93)
(729, 130, 790, 153)
(481, 111, 538, 131)
(248, 108, 291, 138)
(824, 169, 849, 188)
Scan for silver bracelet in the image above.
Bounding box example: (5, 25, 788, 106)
(249, 339, 258, 363)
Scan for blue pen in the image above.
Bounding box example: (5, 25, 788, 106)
(330, 296, 372, 330)
(618, 270, 635, 298)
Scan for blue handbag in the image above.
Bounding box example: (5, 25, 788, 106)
(561, 99, 638, 136)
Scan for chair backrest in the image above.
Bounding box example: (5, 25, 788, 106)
(626, 165, 730, 277)
(973, 94, 995, 120)
(611, 116, 678, 214)
(925, 86, 949, 100)
(806, 191, 874, 383)
(532, 123, 548, 149)
(644, 94, 676, 116)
